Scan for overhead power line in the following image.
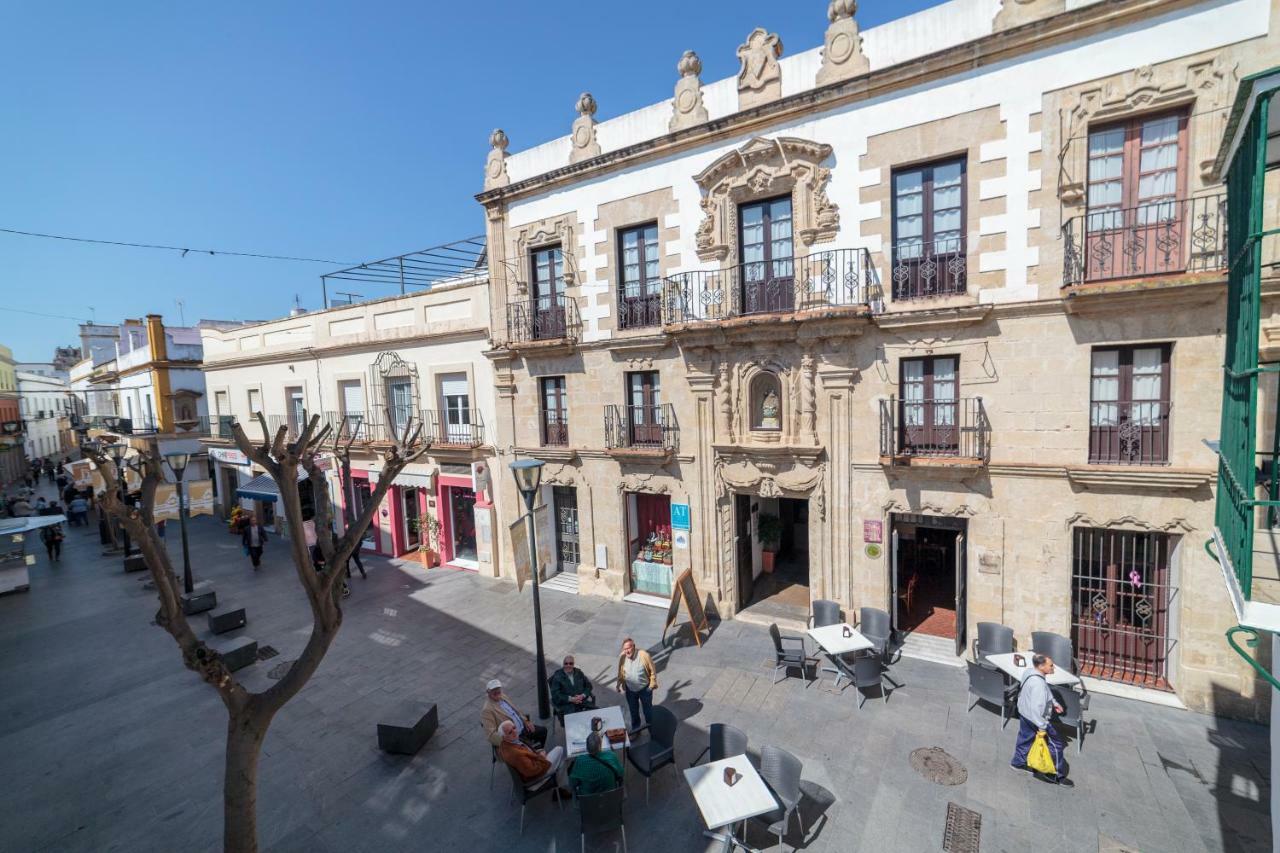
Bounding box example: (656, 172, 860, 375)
(0, 227, 354, 265)
(0, 306, 93, 323)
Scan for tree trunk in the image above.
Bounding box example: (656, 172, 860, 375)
(224, 709, 268, 853)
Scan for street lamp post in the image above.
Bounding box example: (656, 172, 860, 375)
(105, 443, 131, 563)
(165, 451, 194, 595)
(510, 458, 550, 721)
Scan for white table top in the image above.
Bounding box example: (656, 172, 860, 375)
(684, 755, 778, 830)
(564, 705, 630, 757)
(807, 623, 874, 656)
(985, 652, 1081, 687)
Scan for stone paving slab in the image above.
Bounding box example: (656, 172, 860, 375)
(0, 480, 1271, 852)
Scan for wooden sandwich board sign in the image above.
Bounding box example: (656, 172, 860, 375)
(663, 568, 710, 647)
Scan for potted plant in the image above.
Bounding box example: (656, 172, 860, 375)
(414, 515, 442, 568)
(757, 513, 783, 573)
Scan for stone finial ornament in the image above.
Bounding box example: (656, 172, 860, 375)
(669, 50, 710, 132)
(483, 128, 510, 190)
(816, 0, 869, 86)
(736, 28, 783, 111)
(994, 0, 1066, 31)
(569, 92, 601, 164)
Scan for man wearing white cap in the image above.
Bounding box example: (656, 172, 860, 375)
(481, 678, 547, 749)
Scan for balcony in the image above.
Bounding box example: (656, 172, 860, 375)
(422, 408, 485, 448)
(890, 236, 966, 301)
(183, 415, 238, 440)
(1062, 193, 1226, 287)
(879, 397, 989, 466)
(1088, 400, 1170, 466)
(663, 248, 878, 326)
(604, 403, 677, 457)
(506, 294, 580, 346)
(541, 410, 569, 447)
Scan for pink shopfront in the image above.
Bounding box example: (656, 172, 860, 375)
(344, 463, 491, 571)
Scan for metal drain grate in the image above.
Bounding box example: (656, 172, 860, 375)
(910, 747, 968, 786)
(256, 645, 279, 661)
(943, 802, 982, 853)
(266, 659, 294, 680)
(559, 609, 592, 624)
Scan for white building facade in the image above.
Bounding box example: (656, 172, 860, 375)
(17, 365, 71, 461)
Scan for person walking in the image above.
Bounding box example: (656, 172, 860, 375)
(241, 518, 268, 569)
(40, 523, 64, 563)
(615, 637, 657, 733)
(45, 459, 56, 484)
(1010, 653, 1071, 786)
(68, 494, 89, 527)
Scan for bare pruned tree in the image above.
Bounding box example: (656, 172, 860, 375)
(87, 410, 430, 853)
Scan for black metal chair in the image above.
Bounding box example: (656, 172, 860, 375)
(578, 785, 627, 852)
(689, 722, 749, 767)
(750, 745, 805, 852)
(809, 599, 841, 628)
(506, 759, 563, 835)
(1051, 685, 1091, 753)
(626, 704, 678, 804)
(769, 623, 819, 685)
(484, 723, 501, 790)
(973, 622, 1015, 666)
(858, 607, 892, 661)
(966, 661, 1017, 728)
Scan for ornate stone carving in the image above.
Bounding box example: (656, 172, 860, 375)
(1058, 57, 1238, 204)
(669, 50, 709, 132)
(569, 92, 601, 164)
(802, 354, 817, 444)
(715, 457, 827, 520)
(694, 136, 840, 263)
(994, 0, 1065, 31)
(616, 471, 674, 495)
(1063, 512, 1195, 534)
(484, 128, 510, 191)
(816, 0, 869, 86)
(512, 215, 578, 296)
(736, 28, 783, 111)
(717, 362, 734, 442)
(882, 498, 979, 517)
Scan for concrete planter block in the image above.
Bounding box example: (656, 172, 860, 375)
(377, 702, 439, 755)
(123, 555, 147, 573)
(181, 584, 217, 615)
(214, 636, 257, 672)
(208, 606, 246, 635)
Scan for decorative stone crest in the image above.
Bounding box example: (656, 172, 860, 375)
(816, 0, 868, 86)
(569, 92, 601, 164)
(715, 457, 827, 520)
(670, 50, 709, 132)
(736, 28, 783, 111)
(484, 128, 510, 191)
(694, 136, 840, 262)
(993, 0, 1065, 31)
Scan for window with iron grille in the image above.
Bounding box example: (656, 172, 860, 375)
(618, 223, 661, 329)
(540, 376, 568, 446)
(891, 158, 966, 300)
(1088, 344, 1170, 465)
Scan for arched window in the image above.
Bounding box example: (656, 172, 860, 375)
(750, 373, 782, 431)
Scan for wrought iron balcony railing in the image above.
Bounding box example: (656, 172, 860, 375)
(618, 285, 663, 330)
(541, 410, 569, 447)
(1062, 193, 1226, 286)
(890, 236, 966, 301)
(604, 403, 677, 453)
(422, 408, 484, 447)
(185, 415, 238, 440)
(506, 294, 580, 344)
(1088, 400, 1170, 466)
(879, 396, 989, 463)
(663, 247, 879, 325)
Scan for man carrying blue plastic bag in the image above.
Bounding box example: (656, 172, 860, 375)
(1011, 653, 1071, 786)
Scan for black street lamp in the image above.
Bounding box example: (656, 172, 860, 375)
(105, 442, 131, 562)
(510, 457, 550, 721)
(165, 451, 194, 595)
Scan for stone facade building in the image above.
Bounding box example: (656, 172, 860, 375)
(477, 0, 1280, 719)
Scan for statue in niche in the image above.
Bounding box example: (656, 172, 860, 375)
(760, 388, 780, 429)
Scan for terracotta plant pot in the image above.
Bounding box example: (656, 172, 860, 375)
(762, 551, 776, 573)
(417, 549, 438, 568)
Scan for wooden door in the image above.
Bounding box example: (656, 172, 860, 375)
(736, 494, 754, 609)
(899, 356, 958, 454)
(530, 246, 567, 339)
(627, 371, 662, 447)
(738, 196, 795, 314)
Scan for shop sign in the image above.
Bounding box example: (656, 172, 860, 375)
(154, 484, 179, 521)
(672, 529, 690, 550)
(863, 519, 883, 544)
(210, 447, 250, 467)
(865, 543, 883, 559)
(66, 459, 95, 487)
(186, 479, 214, 516)
(670, 503, 690, 531)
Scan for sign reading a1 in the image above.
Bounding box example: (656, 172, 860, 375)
(670, 503, 690, 531)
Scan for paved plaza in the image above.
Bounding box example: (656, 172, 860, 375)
(0, 484, 1271, 852)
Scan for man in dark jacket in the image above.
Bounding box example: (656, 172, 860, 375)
(549, 655, 596, 718)
(241, 519, 268, 569)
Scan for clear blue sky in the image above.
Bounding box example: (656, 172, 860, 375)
(0, 1, 936, 361)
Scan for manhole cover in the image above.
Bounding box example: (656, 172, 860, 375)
(910, 747, 968, 785)
(266, 659, 294, 680)
(943, 802, 981, 852)
(559, 609, 592, 625)
(256, 645, 279, 661)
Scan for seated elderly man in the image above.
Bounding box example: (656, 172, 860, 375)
(481, 678, 548, 749)
(549, 655, 596, 718)
(497, 720, 571, 800)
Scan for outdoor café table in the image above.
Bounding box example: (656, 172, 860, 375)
(807, 623, 874, 687)
(564, 705, 630, 758)
(985, 652, 1081, 688)
(684, 754, 779, 852)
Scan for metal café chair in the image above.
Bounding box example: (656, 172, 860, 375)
(809, 599, 841, 628)
(506, 760, 563, 835)
(973, 622, 1015, 666)
(769, 623, 819, 685)
(966, 661, 1017, 728)
(858, 607, 892, 661)
(751, 746, 806, 852)
(578, 786, 627, 852)
(626, 704, 678, 804)
(1031, 630, 1090, 701)
(1051, 685, 1091, 753)
(689, 722, 749, 768)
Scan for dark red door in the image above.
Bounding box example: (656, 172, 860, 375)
(738, 196, 794, 314)
(899, 356, 958, 455)
(627, 371, 662, 447)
